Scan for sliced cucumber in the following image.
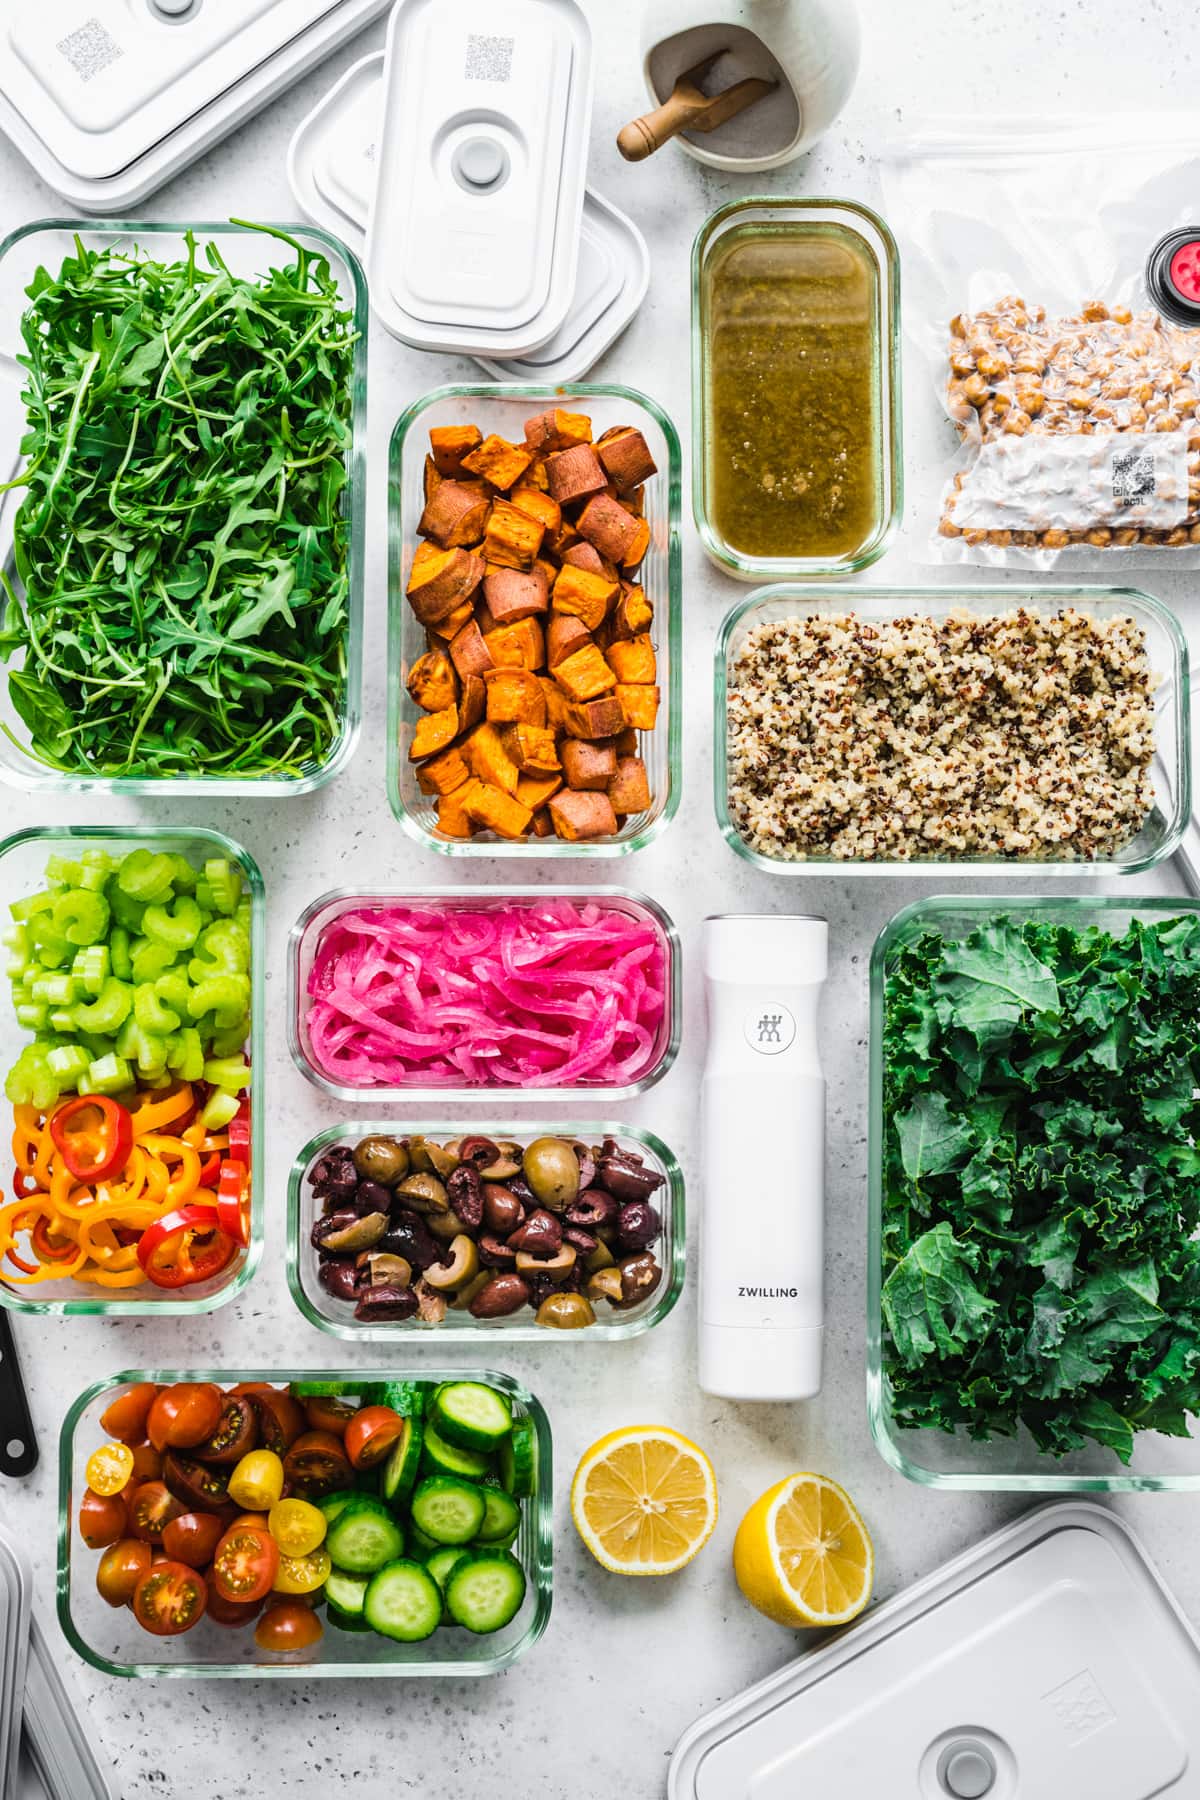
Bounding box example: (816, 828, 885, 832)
(474, 1525, 520, 1553)
(381, 1416, 424, 1505)
(445, 1550, 527, 1635)
(410, 1476, 486, 1546)
(317, 1489, 358, 1524)
(498, 1415, 537, 1498)
(290, 1380, 348, 1398)
(325, 1496, 406, 1574)
(477, 1486, 521, 1545)
(424, 1546, 469, 1623)
(360, 1379, 430, 1418)
(433, 1382, 513, 1453)
(327, 1602, 372, 1633)
(407, 1523, 440, 1560)
(364, 1560, 443, 1643)
(325, 1568, 369, 1624)
(421, 1421, 493, 1481)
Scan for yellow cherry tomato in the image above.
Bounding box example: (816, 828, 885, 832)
(272, 1546, 331, 1596)
(227, 1448, 284, 1512)
(268, 1498, 327, 1558)
(85, 1442, 135, 1497)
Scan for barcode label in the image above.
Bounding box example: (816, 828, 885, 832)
(1112, 448, 1156, 508)
(465, 33, 514, 82)
(57, 18, 122, 82)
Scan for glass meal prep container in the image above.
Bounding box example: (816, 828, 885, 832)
(716, 584, 1190, 875)
(0, 827, 264, 1316)
(58, 1368, 551, 1677)
(386, 384, 682, 856)
(0, 219, 367, 797)
(869, 893, 1200, 1492)
(287, 886, 680, 1104)
(692, 197, 901, 580)
(287, 1120, 685, 1342)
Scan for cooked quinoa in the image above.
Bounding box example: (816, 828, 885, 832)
(725, 608, 1156, 862)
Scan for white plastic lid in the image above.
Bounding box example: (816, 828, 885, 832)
(0, 1519, 32, 1800)
(290, 52, 647, 382)
(366, 0, 594, 357)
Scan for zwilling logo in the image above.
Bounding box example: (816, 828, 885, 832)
(739, 1286, 799, 1299)
(1042, 1669, 1116, 1745)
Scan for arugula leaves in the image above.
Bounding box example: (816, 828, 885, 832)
(0, 229, 357, 779)
(882, 913, 1200, 1461)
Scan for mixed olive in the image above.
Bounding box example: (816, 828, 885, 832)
(307, 1134, 667, 1330)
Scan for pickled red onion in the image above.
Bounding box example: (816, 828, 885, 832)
(304, 899, 669, 1089)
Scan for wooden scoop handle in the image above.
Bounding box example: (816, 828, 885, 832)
(617, 82, 714, 162)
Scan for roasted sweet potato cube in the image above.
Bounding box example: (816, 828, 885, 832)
(548, 790, 618, 841)
(623, 485, 645, 518)
(487, 618, 545, 671)
(540, 677, 570, 733)
(532, 808, 555, 838)
(576, 492, 642, 565)
(502, 725, 561, 776)
(484, 668, 546, 727)
(560, 737, 618, 791)
(565, 695, 626, 739)
(463, 722, 520, 795)
(406, 542, 484, 625)
(516, 772, 563, 810)
(423, 454, 442, 503)
(449, 618, 495, 681)
(613, 727, 640, 756)
(409, 705, 459, 762)
(429, 424, 483, 476)
(609, 754, 652, 817)
(606, 635, 656, 685)
(554, 643, 617, 702)
(461, 433, 533, 492)
(417, 745, 470, 796)
(427, 599, 476, 641)
(523, 457, 549, 492)
(547, 613, 592, 669)
(524, 408, 593, 453)
(418, 480, 490, 548)
(463, 783, 534, 840)
(484, 499, 544, 570)
(623, 516, 651, 570)
(406, 648, 460, 712)
(510, 485, 562, 535)
(616, 683, 660, 730)
(610, 582, 654, 639)
(436, 779, 483, 839)
(535, 555, 560, 589)
(458, 675, 486, 734)
(596, 426, 657, 493)
(483, 564, 549, 624)
(545, 443, 607, 506)
(551, 564, 618, 632)
(561, 541, 617, 582)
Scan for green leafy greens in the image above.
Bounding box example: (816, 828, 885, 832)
(882, 913, 1200, 1462)
(0, 226, 357, 778)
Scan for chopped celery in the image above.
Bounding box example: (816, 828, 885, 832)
(189, 974, 250, 1030)
(109, 927, 132, 981)
(117, 850, 176, 903)
(200, 859, 242, 917)
(44, 855, 82, 886)
(108, 886, 147, 932)
(72, 944, 109, 997)
(142, 895, 203, 952)
(134, 983, 181, 1035)
(52, 889, 110, 946)
(31, 973, 77, 1006)
(6, 1046, 59, 1108)
(14, 1002, 48, 1032)
(74, 977, 132, 1034)
(78, 850, 114, 892)
(201, 1087, 242, 1129)
(87, 1053, 133, 1096)
(47, 1043, 90, 1087)
(130, 938, 174, 983)
(203, 1056, 251, 1095)
(167, 1027, 205, 1082)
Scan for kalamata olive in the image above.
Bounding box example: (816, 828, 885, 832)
(585, 1267, 625, 1304)
(477, 1142, 522, 1181)
(458, 1135, 500, 1169)
(314, 1210, 389, 1254)
(595, 1143, 665, 1204)
(563, 1225, 598, 1255)
(469, 1273, 532, 1318)
(319, 1259, 362, 1303)
(355, 1180, 394, 1216)
(507, 1209, 562, 1258)
(380, 1211, 441, 1272)
(478, 1234, 517, 1269)
(574, 1143, 596, 1190)
(522, 1138, 580, 1212)
(522, 1272, 557, 1310)
(352, 1135, 411, 1187)
(516, 1244, 576, 1282)
(482, 1184, 524, 1235)
(308, 1147, 358, 1200)
(447, 1163, 484, 1231)
(617, 1200, 662, 1251)
(423, 1234, 480, 1292)
(354, 1284, 419, 1322)
(311, 1207, 361, 1250)
(394, 1173, 449, 1214)
(565, 1191, 618, 1231)
(507, 1175, 535, 1208)
(535, 1292, 595, 1330)
(615, 1252, 662, 1308)
(364, 1252, 412, 1289)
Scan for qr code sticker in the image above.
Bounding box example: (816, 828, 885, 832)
(57, 19, 122, 83)
(465, 33, 514, 82)
(1112, 448, 1156, 508)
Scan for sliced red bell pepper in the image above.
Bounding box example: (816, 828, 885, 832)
(229, 1100, 251, 1162)
(135, 1205, 236, 1289)
(48, 1094, 134, 1184)
(197, 1151, 222, 1190)
(215, 1159, 250, 1248)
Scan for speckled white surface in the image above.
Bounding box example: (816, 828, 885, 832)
(1, 3, 1199, 1796)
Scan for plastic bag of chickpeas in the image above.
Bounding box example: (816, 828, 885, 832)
(883, 117, 1200, 569)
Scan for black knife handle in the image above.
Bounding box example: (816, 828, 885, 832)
(0, 1310, 37, 1477)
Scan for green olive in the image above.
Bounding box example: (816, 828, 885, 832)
(410, 1138, 460, 1178)
(521, 1137, 581, 1212)
(352, 1135, 410, 1187)
(394, 1172, 450, 1214)
(535, 1291, 596, 1330)
(423, 1234, 480, 1292)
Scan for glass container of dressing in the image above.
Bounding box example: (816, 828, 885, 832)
(692, 197, 901, 579)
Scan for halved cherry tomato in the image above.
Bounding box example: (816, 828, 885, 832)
(212, 1523, 278, 1605)
(215, 1159, 250, 1248)
(147, 1383, 223, 1452)
(132, 1561, 207, 1636)
(137, 1205, 235, 1289)
(96, 1537, 152, 1608)
(162, 1452, 230, 1513)
(127, 1481, 185, 1546)
(283, 1431, 354, 1497)
(85, 1442, 135, 1497)
(244, 1387, 304, 1456)
(129, 1443, 163, 1484)
(227, 1449, 285, 1512)
(255, 1600, 323, 1653)
(205, 1577, 263, 1627)
(344, 1405, 404, 1471)
(268, 1498, 327, 1558)
(100, 1383, 159, 1446)
(194, 1395, 258, 1467)
(79, 1487, 128, 1549)
(228, 1511, 269, 1532)
(272, 1546, 331, 1596)
(162, 1511, 225, 1570)
(49, 1093, 133, 1184)
(302, 1394, 356, 1436)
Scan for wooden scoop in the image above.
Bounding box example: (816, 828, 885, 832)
(617, 51, 778, 163)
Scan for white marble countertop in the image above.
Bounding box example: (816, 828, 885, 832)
(2, 2, 1199, 1795)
